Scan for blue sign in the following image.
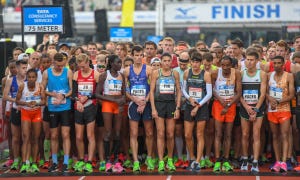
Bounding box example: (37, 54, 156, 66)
(147, 36, 163, 44)
(110, 27, 133, 42)
(23, 6, 63, 33)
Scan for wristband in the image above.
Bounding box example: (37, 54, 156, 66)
(176, 107, 181, 110)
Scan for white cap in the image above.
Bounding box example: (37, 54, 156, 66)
(150, 57, 161, 65)
(17, 53, 29, 61)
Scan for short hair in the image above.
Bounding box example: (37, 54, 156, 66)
(202, 52, 213, 62)
(196, 40, 207, 47)
(276, 40, 288, 51)
(160, 52, 172, 60)
(191, 52, 202, 62)
(87, 42, 97, 48)
(124, 57, 134, 64)
(292, 51, 300, 60)
(53, 53, 64, 62)
(13, 47, 24, 53)
(272, 55, 285, 62)
(26, 68, 38, 77)
(231, 38, 244, 48)
(246, 51, 259, 60)
(41, 53, 51, 61)
(76, 53, 90, 64)
(293, 35, 300, 42)
(188, 48, 198, 59)
(252, 44, 263, 53)
(221, 56, 233, 64)
(163, 37, 175, 45)
(131, 45, 143, 55)
(144, 41, 157, 49)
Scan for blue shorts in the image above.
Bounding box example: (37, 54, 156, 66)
(128, 101, 152, 121)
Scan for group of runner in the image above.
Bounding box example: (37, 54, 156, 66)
(2, 35, 300, 174)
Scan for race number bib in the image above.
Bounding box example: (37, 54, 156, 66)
(269, 86, 283, 101)
(131, 85, 146, 98)
(243, 90, 258, 104)
(25, 95, 41, 104)
(108, 79, 122, 95)
(189, 87, 202, 102)
(78, 82, 93, 96)
(51, 90, 66, 104)
(159, 79, 175, 94)
(219, 85, 234, 98)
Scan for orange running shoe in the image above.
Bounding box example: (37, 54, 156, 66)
(174, 159, 184, 168)
(43, 161, 50, 169)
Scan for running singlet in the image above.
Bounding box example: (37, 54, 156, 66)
(241, 70, 261, 106)
(269, 60, 292, 73)
(240, 61, 261, 71)
(10, 76, 19, 109)
(47, 67, 71, 112)
(103, 70, 122, 96)
(214, 68, 236, 103)
(155, 69, 176, 101)
(268, 71, 290, 112)
(20, 82, 41, 110)
(186, 69, 206, 104)
(77, 70, 96, 107)
(128, 64, 149, 100)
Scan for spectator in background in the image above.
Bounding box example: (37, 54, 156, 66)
(105, 42, 116, 54)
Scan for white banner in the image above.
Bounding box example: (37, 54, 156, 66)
(165, 2, 300, 23)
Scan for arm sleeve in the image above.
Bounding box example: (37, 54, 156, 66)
(182, 80, 190, 100)
(72, 80, 78, 100)
(199, 83, 212, 106)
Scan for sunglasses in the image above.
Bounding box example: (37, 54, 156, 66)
(97, 64, 106, 69)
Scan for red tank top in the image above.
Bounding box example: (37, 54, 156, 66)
(76, 69, 96, 107)
(171, 54, 178, 68)
(269, 60, 291, 73)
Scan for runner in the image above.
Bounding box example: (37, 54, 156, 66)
(212, 56, 242, 172)
(149, 52, 181, 172)
(42, 53, 73, 172)
(16, 69, 46, 173)
(267, 56, 295, 173)
(72, 53, 100, 172)
(124, 45, 154, 172)
(182, 52, 212, 172)
(95, 54, 126, 173)
(239, 51, 267, 172)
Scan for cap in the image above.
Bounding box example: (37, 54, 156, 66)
(59, 43, 70, 49)
(151, 57, 161, 65)
(25, 48, 35, 54)
(17, 53, 29, 61)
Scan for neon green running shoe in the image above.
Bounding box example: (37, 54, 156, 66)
(222, 161, 233, 172)
(39, 159, 45, 168)
(84, 162, 93, 173)
(68, 158, 74, 169)
(146, 157, 154, 171)
(20, 163, 30, 173)
(205, 157, 214, 168)
(123, 159, 132, 168)
(200, 159, 206, 168)
(31, 163, 39, 173)
(74, 161, 85, 172)
(11, 161, 19, 170)
(99, 161, 106, 171)
(213, 162, 221, 172)
(158, 160, 165, 172)
(166, 158, 176, 171)
(132, 161, 140, 172)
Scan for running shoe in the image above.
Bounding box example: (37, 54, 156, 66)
(280, 162, 287, 173)
(158, 160, 165, 172)
(92, 160, 97, 168)
(99, 161, 106, 172)
(43, 161, 50, 169)
(286, 159, 293, 171)
(213, 162, 221, 172)
(48, 163, 58, 172)
(132, 161, 140, 172)
(146, 157, 154, 171)
(118, 153, 126, 162)
(166, 158, 176, 171)
(174, 159, 184, 168)
(271, 161, 281, 172)
(38, 159, 44, 168)
(187, 160, 194, 171)
(182, 160, 189, 169)
(84, 162, 93, 173)
(62, 164, 69, 172)
(222, 161, 233, 172)
(192, 161, 201, 172)
(112, 162, 124, 173)
(251, 162, 259, 172)
(123, 159, 132, 168)
(74, 161, 85, 172)
(205, 157, 214, 168)
(200, 159, 206, 169)
(10, 161, 19, 170)
(3, 159, 13, 167)
(294, 164, 300, 172)
(20, 163, 30, 173)
(105, 162, 113, 172)
(68, 158, 74, 169)
(240, 159, 248, 171)
(31, 163, 39, 173)
(231, 158, 240, 169)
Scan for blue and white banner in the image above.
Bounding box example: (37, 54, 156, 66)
(23, 6, 63, 33)
(110, 27, 133, 42)
(165, 2, 300, 23)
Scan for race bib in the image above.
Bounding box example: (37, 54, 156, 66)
(269, 86, 283, 100)
(51, 90, 66, 104)
(25, 95, 41, 103)
(108, 79, 122, 95)
(243, 90, 258, 104)
(189, 87, 202, 102)
(219, 85, 234, 98)
(159, 79, 175, 94)
(78, 82, 93, 96)
(131, 85, 146, 98)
